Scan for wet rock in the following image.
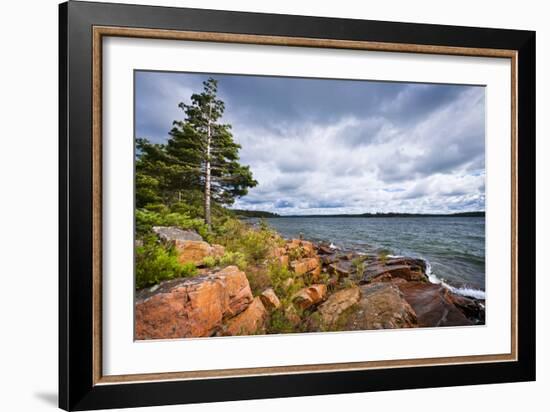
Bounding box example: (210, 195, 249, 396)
(174, 240, 225, 266)
(320, 254, 340, 265)
(135, 266, 252, 339)
(317, 286, 361, 328)
(397, 282, 472, 327)
(153, 226, 203, 242)
(292, 284, 328, 310)
(317, 245, 335, 255)
(329, 261, 353, 278)
(339, 283, 418, 330)
(362, 263, 426, 283)
(386, 257, 427, 273)
(222, 297, 267, 336)
(447, 292, 485, 324)
(260, 288, 281, 312)
(339, 252, 357, 261)
(370, 273, 393, 283)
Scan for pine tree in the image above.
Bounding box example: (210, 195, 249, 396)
(164, 78, 257, 228)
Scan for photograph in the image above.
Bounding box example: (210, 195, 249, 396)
(134, 71, 487, 339)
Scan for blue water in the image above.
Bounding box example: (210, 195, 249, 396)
(263, 217, 485, 298)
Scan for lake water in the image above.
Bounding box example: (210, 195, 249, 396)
(263, 217, 486, 299)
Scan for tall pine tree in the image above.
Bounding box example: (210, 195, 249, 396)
(163, 78, 257, 228)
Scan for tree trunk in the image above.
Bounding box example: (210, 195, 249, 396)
(204, 104, 212, 229)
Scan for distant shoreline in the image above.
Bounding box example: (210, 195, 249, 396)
(232, 210, 485, 219)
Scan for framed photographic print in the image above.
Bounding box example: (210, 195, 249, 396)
(59, 1, 536, 410)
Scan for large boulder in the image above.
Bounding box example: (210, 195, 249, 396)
(397, 282, 472, 327)
(446, 291, 485, 324)
(135, 266, 253, 339)
(287, 239, 316, 258)
(317, 286, 361, 328)
(174, 240, 225, 266)
(260, 288, 281, 312)
(292, 284, 327, 310)
(291, 257, 321, 277)
(270, 247, 290, 268)
(320, 254, 340, 265)
(339, 283, 418, 330)
(328, 261, 353, 278)
(152, 226, 203, 242)
(221, 297, 268, 336)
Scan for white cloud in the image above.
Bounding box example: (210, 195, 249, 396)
(232, 87, 485, 215)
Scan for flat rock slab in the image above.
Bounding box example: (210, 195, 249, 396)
(152, 226, 203, 242)
(292, 284, 327, 310)
(385, 257, 426, 271)
(317, 245, 335, 255)
(317, 286, 361, 327)
(340, 283, 417, 330)
(362, 263, 425, 283)
(320, 254, 340, 265)
(329, 260, 353, 277)
(397, 282, 472, 327)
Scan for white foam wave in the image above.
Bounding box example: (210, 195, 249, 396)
(425, 261, 486, 300)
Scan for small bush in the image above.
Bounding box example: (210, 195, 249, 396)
(351, 256, 366, 278)
(378, 250, 390, 264)
(135, 208, 207, 238)
(211, 218, 281, 265)
(202, 256, 217, 268)
(267, 262, 294, 297)
(266, 309, 298, 334)
(135, 236, 197, 289)
(219, 251, 248, 270)
(287, 246, 304, 261)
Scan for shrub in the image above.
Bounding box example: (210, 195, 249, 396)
(202, 256, 217, 268)
(219, 251, 248, 270)
(211, 218, 281, 265)
(135, 208, 207, 238)
(378, 250, 390, 264)
(268, 262, 295, 298)
(243, 265, 272, 296)
(266, 309, 298, 334)
(351, 256, 366, 279)
(135, 236, 197, 289)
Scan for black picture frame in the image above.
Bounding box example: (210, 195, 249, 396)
(59, 1, 536, 410)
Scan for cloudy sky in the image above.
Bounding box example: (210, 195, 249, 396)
(135, 71, 485, 215)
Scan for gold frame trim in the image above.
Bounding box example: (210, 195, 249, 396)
(92, 26, 518, 385)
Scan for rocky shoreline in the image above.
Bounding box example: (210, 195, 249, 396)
(135, 226, 485, 339)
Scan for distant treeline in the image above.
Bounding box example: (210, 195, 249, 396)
(231, 209, 280, 218)
(232, 210, 485, 218)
